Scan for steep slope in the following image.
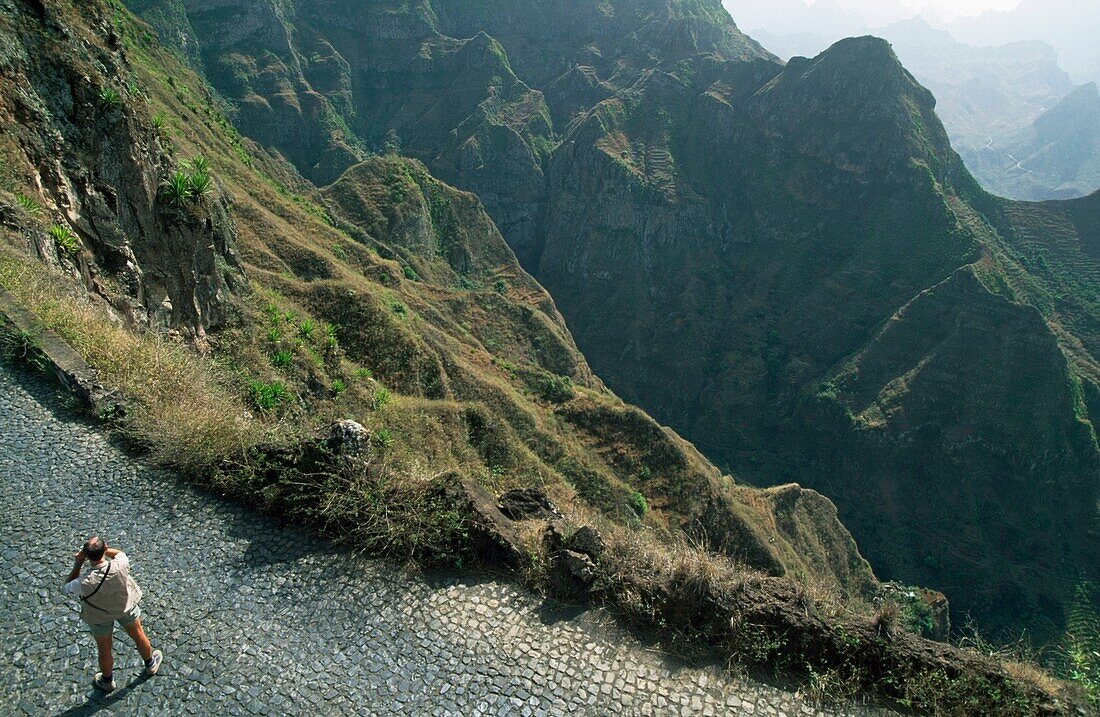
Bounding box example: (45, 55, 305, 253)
(0, 0, 238, 338)
(532, 36, 1099, 643)
(0, 0, 879, 603)
(129, 0, 771, 267)
(126, 0, 1100, 647)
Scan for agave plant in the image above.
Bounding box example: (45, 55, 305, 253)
(189, 155, 211, 175)
(16, 194, 41, 215)
(188, 171, 214, 198)
(161, 170, 193, 206)
(151, 112, 166, 130)
(48, 225, 79, 256)
(96, 87, 121, 108)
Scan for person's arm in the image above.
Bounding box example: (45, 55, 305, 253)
(62, 550, 84, 593)
(105, 547, 121, 559)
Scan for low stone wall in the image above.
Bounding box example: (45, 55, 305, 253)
(0, 286, 121, 417)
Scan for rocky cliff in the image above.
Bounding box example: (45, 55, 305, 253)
(0, 0, 238, 338)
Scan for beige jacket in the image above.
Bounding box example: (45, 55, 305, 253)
(64, 552, 143, 624)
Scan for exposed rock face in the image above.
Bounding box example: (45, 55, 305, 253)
(168, 0, 362, 183)
(324, 419, 370, 457)
(543, 522, 606, 599)
(497, 488, 562, 521)
(0, 0, 238, 337)
(128, 0, 771, 264)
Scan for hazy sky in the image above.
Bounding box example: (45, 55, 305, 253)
(877, 0, 1021, 18)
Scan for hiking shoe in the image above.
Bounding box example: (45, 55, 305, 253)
(144, 649, 163, 676)
(93, 672, 116, 692)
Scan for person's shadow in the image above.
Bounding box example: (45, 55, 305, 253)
(54, 672, 152, 717)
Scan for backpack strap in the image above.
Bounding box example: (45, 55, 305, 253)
(80, 561, 112, 613)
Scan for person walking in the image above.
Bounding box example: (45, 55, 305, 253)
(62, 536, 163, 692)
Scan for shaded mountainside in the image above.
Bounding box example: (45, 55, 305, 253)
(0, 0, 881, 606)
(130, 0, 771, 265)
(533, 35, 1100, 643)
(116, 0, 1100, 647)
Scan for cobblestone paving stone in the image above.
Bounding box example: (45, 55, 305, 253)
(1, 365, 894, 716)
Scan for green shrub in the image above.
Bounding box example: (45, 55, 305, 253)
(160, 171, 193, 206)
(323, 323, 338, 351)
(248, 379, 289, 411)
(539, 375, 575, 403)
(375, 427, 394, 448)
(270, 350, 293, 369)
(628, 491, 648, 517)
(494, 279, 507, 294)
(48, 225, 79, 256)
(900, 596, 935, 636)
(332, 244, 348, 261)
(353, 367, 373, 380)
(151, 112, 166, 130)
(373, 387, 391, 410)
(187, 155, 211, 175)
(267, 328, 281, 343)
(403, 265, 420, 281)
(331, 379, 346, 395)
(298, 319, 315, 340)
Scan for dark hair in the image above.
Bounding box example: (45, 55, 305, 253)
(83, 536, 106, 561)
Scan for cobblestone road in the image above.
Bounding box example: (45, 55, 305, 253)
(1, 364, 891, 716)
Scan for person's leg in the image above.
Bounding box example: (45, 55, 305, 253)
(94, 633, 114, 678)
(121, 618, 153, 662)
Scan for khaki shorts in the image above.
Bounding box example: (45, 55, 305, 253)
(88, 606, 141, 638)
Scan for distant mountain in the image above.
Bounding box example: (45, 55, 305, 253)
(873, 17, 1100, 200)
(722, 0, 862, 45)
(876, 18, 1075, 141)
(967, 82, 1100, 200)
(947, 0, 1100, 87)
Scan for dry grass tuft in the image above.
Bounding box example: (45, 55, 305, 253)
(0, 249, 267, 474)
(872, 601, 900, 638)
(1003, 660, 1064, 700)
